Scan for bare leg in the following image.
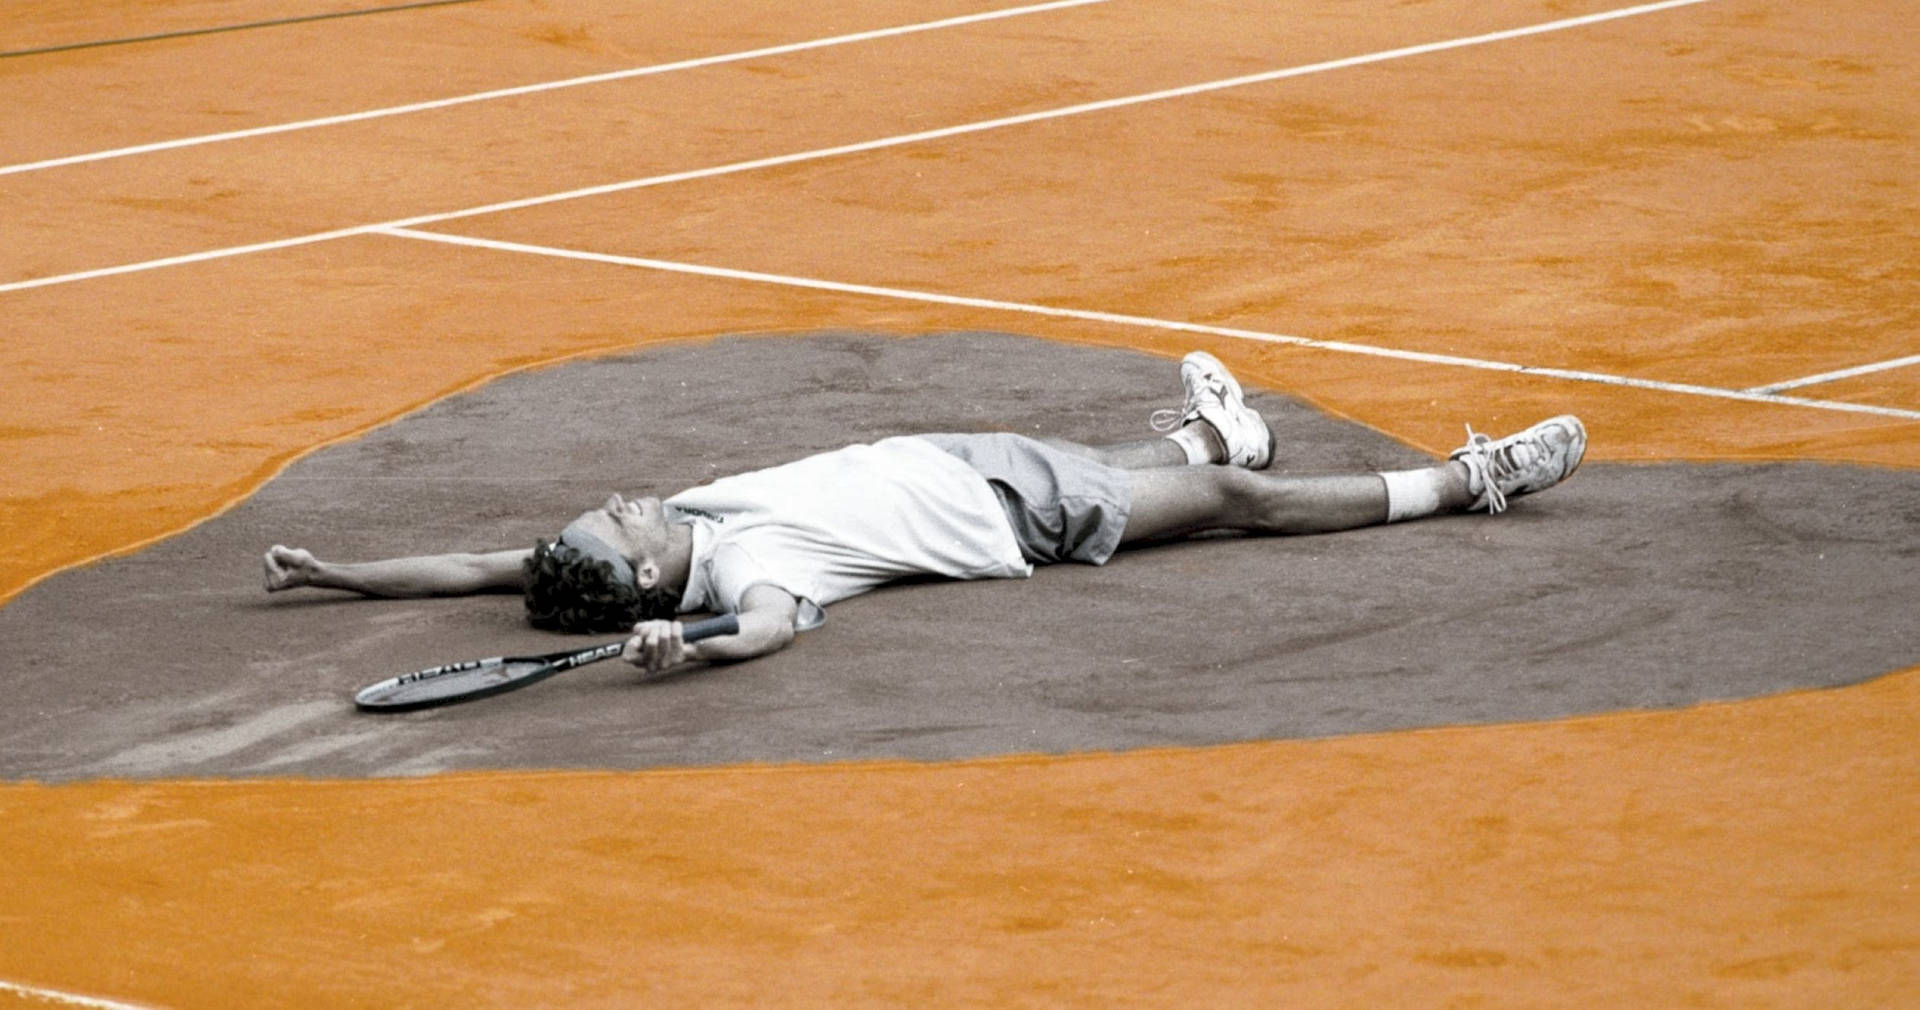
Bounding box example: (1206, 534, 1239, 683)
(1041, 423, 1226, 471)
(1119, 462, 1474, 544)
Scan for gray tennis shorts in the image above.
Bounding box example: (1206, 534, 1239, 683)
(915, 432, 1132, 565)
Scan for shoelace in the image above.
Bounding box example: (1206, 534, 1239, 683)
(1148, 407, 1185, 433)
(1151, 372, 1231, 433)
(1457, 425, 1514, 514)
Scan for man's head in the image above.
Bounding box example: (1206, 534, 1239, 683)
(523, 494, 681, 633)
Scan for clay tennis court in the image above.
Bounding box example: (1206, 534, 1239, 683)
(3, 0, 1915, 1005)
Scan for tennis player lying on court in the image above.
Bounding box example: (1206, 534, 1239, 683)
(264, 352, 1586, 675)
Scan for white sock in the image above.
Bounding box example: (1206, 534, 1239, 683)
(1379, 468, 1446, 522)
(1164, 425, 1215, 465)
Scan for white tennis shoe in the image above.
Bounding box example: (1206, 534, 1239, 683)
(1450, 415, 1588, 513)
(1152, 351, 1275, 469)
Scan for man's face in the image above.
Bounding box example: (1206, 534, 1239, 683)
(569, 493, 673, 571)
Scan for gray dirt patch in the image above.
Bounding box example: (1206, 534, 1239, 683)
(3, 332, 1916, 780)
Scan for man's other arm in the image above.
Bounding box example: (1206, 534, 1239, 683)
(263, 545, 530, 597)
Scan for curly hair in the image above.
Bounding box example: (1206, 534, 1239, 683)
(522, 539, 679, 633)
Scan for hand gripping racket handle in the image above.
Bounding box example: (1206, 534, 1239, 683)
(554, 614, 740, 669)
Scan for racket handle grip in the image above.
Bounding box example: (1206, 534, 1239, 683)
(682, 614, 741, 642)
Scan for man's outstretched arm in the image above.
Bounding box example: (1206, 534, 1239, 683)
(263, 545, 532, 597)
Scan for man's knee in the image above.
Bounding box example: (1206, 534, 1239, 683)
(1214, 468, 1298, 530)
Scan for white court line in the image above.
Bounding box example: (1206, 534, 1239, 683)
(0, 0, 1111, 176)
(0, 978, 155, 1010)
(376, 226, 1920, 422)
(1747, 353, 1920, 394)
(0, 0, 1715, 295)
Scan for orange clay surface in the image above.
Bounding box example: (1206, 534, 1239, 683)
(1, 664, 1915, 1007)
(2, 0, 1916, 1005)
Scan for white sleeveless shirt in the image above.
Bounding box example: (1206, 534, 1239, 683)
(669, 436, 1032, 629)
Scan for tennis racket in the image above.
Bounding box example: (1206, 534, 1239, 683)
(354, 614, 740, 712)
